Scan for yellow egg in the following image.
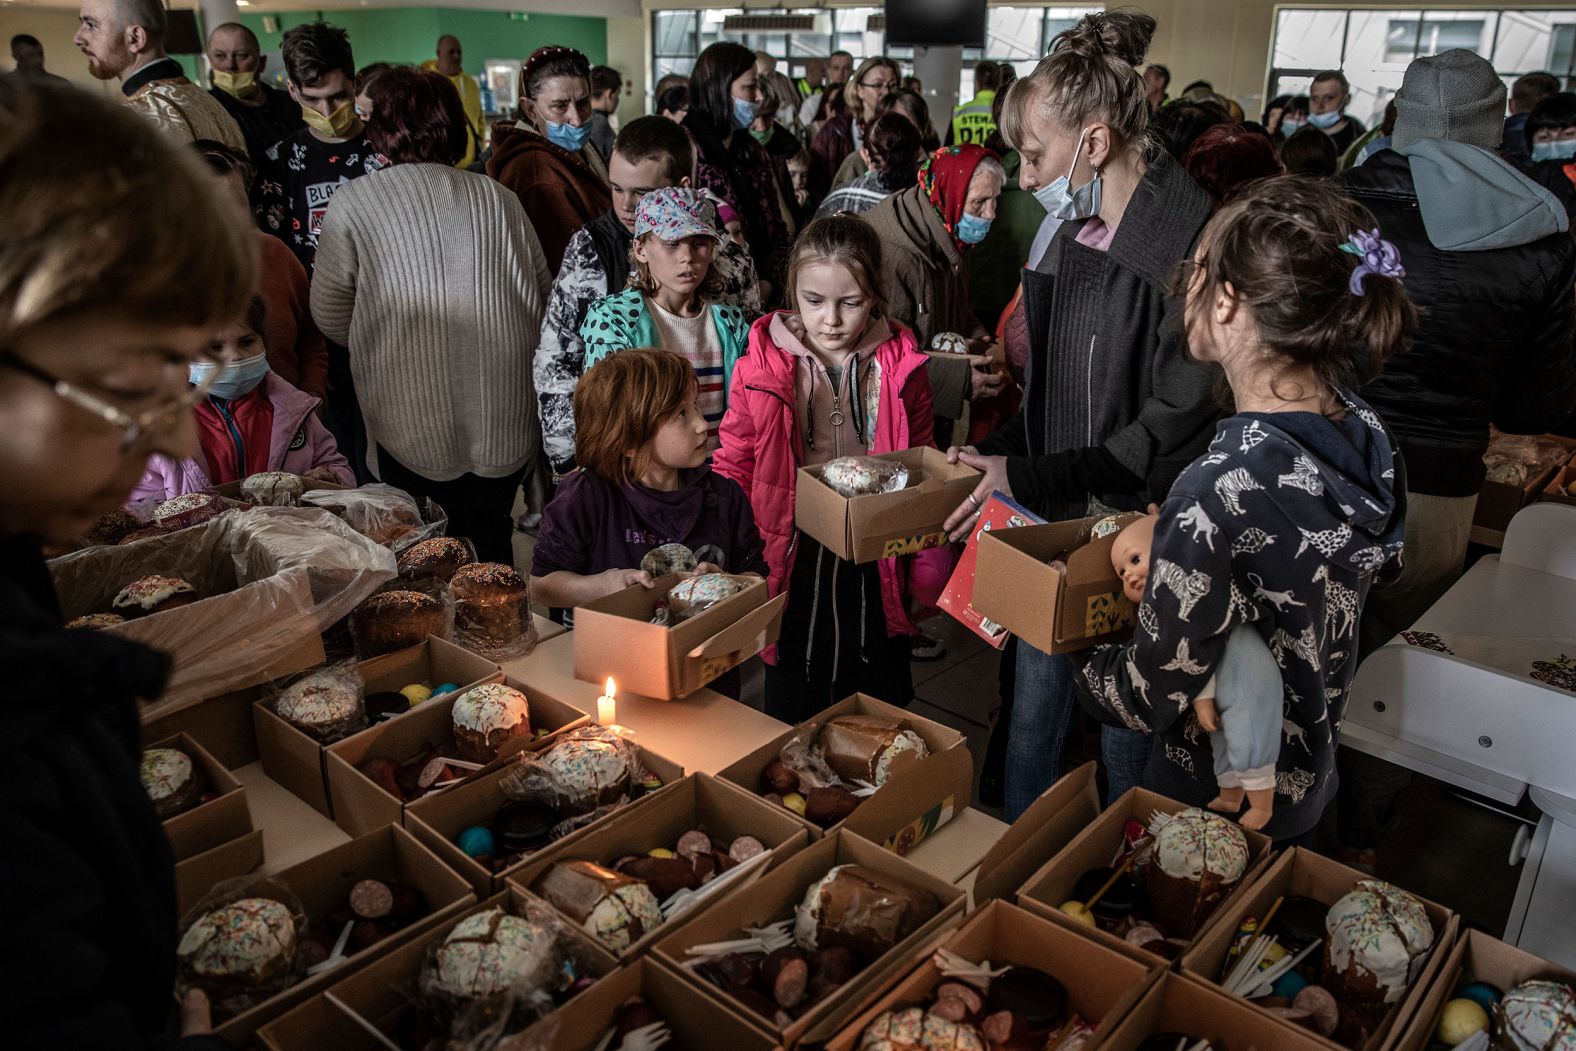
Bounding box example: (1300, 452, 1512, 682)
(1059, 901, 1096, 926)
(648, 848, 674, 859)
(1263, 942, 1288, 963)
(400, 683, 433, 707)
(782, 792, 807, 815)
(1437, 999, 1488, 1045)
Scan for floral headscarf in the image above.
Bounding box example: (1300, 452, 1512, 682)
(917, 143, 998, 247)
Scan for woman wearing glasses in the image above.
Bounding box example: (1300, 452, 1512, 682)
(812, 56, 901, 197)
(0, 80, 255, 1046)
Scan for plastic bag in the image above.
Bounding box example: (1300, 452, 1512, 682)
(349, 575, 456, 660)
(666, 572, 756, 624)
(175, 874, 309, 1023)
(819, 456, 910, 498)
(452, 562, 539, 661)
(268, 659, 368, 743)
(499, 726, 647, 818)
(791, 863, 937, 957)
(49, 506, 396, 721)
(302, 482, 450, 553)
(640, 543, 698, 577)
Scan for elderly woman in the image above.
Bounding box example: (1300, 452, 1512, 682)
(861, 143, 1011, 424)
(487, 46, 612, 273)
(813, 56, 901, 193)
(313, 68, 552, 563)
(0, 79, 255, 1045)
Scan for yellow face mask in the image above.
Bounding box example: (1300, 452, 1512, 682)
(300, 100, 357, 139)
(212, 70, 260, 100)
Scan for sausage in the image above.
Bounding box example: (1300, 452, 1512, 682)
(349, 878, 393, 919)
(773, 957, 809, 1009)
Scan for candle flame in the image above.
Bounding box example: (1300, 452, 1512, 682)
(605, 677, 616, 697)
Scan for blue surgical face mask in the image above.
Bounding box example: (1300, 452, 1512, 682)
(1279, 117, 1305, 137)
(190, 354, 270, 400)
(732, 96, 758, 130)
(1308, 109, 1342, 130)
(546, 119, 591, 153)
(1032, 127, 1102, 221)
(1533, 139, 1576, 163)
(956, 211, 992, 244)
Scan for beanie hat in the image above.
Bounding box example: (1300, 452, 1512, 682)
(1392, 49, 1507, 151)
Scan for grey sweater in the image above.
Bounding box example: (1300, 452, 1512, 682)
(312, 162, 553, 480)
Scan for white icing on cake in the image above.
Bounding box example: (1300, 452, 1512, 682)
(112, 575, 195, 611)
(1501, 980, 1576, 1051)
(858, 1006, 986, 1051)
(141, 748, 194, 801)
(1325, 879, 1434, 1004)
(451, 683, 530, 735)
(177, 898, 296, 979)
(1153, 808, 1250, 882)
(432, 907, 555, 999)
(793, 864, 850, 951)
(872, 730, 929, 787)
(820, 456, 909, 498)
(584, 882, 663, 951)
(277, 672, 360, 729)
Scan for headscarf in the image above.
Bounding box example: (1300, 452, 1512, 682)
(917, 143, 997, 247)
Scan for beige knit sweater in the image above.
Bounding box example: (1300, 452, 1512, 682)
(311, 163, 553, 480)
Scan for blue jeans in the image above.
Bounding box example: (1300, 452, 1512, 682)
(1005, 644, 1154, 821)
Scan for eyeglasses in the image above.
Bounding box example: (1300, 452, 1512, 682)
(1, 348, 233, 452)
(862, 79, 899, 94)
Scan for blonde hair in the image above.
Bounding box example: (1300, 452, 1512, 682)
(844, 56, 902, 124)
(1002, 12, 1156, 156)
(786, 215, 887, 316)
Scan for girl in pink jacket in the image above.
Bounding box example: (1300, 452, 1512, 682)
(131, 297, 353, 504)
(714, 215, 947, 722)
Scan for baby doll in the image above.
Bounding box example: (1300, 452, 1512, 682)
(1111, 513, 1284, 830)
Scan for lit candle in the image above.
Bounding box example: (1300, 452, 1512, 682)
(597, 677, 617, 726)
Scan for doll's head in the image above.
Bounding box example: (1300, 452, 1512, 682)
(1111, 512, 1159, 604)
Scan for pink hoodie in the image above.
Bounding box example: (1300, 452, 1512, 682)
(130, 373, 353, 504)
(714, 311, 951, 647)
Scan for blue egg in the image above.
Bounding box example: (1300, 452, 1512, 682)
(431, 682, 460, 697)
(1453, 982, 1502, 1011)
(455, 826, 495, 858)
(1272, 969, 1309, 998)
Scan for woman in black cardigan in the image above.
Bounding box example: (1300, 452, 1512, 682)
(942, 12, 1219, 820)
(0, 81, 255, 1047)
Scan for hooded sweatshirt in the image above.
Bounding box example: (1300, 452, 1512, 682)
(486, 120, 611, 274)
(1071, 390, 1407, 841)
(771, 311, 889, 465)
(1393, 138, 1569, 250)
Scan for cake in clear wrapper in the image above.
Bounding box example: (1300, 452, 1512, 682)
(450, 561, 537, 659)
(820, 456, 910, 497)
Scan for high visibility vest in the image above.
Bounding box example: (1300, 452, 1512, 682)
(950, 89, 997, 146)
(796, 77, 814, 99)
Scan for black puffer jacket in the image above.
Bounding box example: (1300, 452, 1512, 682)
(0, 537, 226, 1049)
(1339, 148, 1576, 496)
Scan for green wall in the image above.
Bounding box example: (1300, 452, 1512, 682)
(236, 9, 607, 76)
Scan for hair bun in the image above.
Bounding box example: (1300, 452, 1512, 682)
(1058, 12, 1156, 68)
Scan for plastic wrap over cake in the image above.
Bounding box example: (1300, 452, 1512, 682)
(820, 456, 911, 498)
(175, 875, 308, 1022)
(302, 482, 450, 553)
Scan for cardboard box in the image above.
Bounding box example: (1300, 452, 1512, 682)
(505, 773, 811, 960)
(1542, 461, 1576, 508)
(824, 899, 1157, 1051)
(148, 732, 254, 861)
(571, 572, 785, 700)
(970, 761, 1102, 906)
(1392, 927, 1576, 1051)
(208, 475, 352, 501)
(938, 492, 1047, 648)
(971, 513, 1144, 655)
(1100, 970, 1336, 1051)
(897, 807, 1007, 886)
(254, 888, 618, 1051)
(326, 672, 590, 838)
(794, 446, 980, 564)
(1018, 787, 1274, 966)
(717, 693, 971, 854)
(514, 957, 780, 1051)
(1181, 847, 1456, 1051)
(175, 828, 265, 916)
(650, 830, 967, 1048)
(208, 824, 478, 1046)
(406, 739, 684, 895)
(1476, 433, 1576, 532)
(142, 685, 264, 768)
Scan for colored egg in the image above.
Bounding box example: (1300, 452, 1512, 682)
(1437, 999, 1488, 1045)
(1453, 982, 1501, 1012)
(455, 826, 495, 858)
(400, 683, 433, 706)
(1059, 901, 1096, 927)
(782, 792, 807, 816)
(1272, 969, 1310, 999)
(431, 682, 460, 697)
(1263, 942, 1288, 964)
(648, 848, 675, 859)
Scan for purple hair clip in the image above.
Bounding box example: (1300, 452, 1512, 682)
(1340, 228, 1405, 295)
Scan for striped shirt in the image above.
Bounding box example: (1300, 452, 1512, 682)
(649, 299, 727, 448)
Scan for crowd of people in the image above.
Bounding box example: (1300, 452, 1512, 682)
(4, 2, 1576, 1044)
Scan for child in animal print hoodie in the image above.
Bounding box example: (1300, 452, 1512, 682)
(1071, 178, 1412, 844)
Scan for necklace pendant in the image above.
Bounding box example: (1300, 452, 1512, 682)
(829, 409, 845, 427)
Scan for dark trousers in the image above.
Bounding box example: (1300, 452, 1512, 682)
(376, 447, 525, 566)
(764, 632, 913, 724)
(322, 339, 371, 485)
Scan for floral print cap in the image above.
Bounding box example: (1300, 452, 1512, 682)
(634, 187, 722, 242)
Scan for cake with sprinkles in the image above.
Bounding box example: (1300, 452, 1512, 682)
(177, 897, 298, 991)
(425, 906, 561, 1001)
(112, 574, 198, 617)
(1145, 807, 1250, 937)
(451, 683, 531, 763)
(141, 746, 205, 818)
(1323, 879, 1435, 1007)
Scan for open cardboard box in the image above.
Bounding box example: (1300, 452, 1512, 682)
(825, 899, 1159, 1051)
(1476, 433, 1576, 532)
(148, 732, 254, 861)
(205, 824, 477, 1046)
(970, 761, 1102, 906)
(254, 887, 618, 1051)
(897, 807, 1007, 887)
(1391, 927, 1576, 1051)
(1018, 786, 1274, 966)
(326, 670, 588, 838)
(1542, 461, 1576, 509)
(406, 738, 684, 895)
(143, 684, 265, 768)
(972, 512, 1144, 655)
(650, 830, 967, 1048)
(717, 693, 971, 854)
(1181, 847, 1456, 1051)
(937, 491, 1047, 648)
(1100, 970, 1338, 1051)
(505, 773, 810, 960)
(794, 446, 980, 564)
(571, 572, 785, 700)
(175, 828, 265, 916)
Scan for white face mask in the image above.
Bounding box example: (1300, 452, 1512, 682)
(1032, 126, 1102, 221)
